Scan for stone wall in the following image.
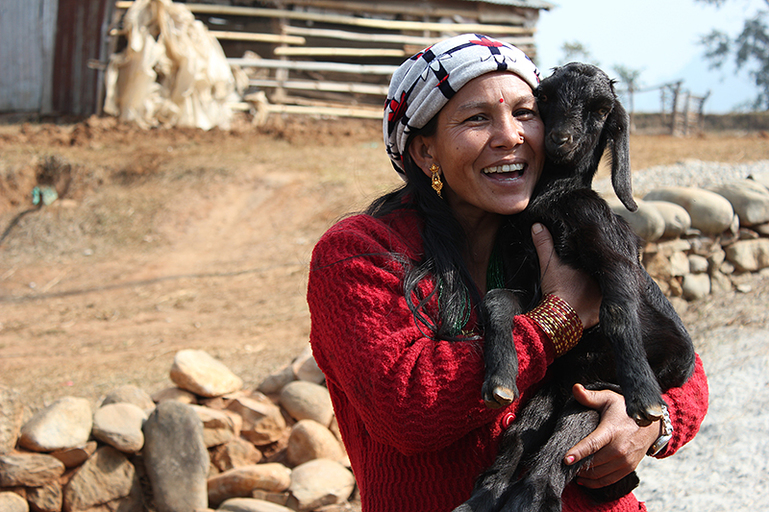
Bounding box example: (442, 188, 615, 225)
(606, 170, 769, 308)
(0, 348, 354, 512)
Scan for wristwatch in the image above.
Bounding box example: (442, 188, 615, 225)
(647, 403, 673, 457)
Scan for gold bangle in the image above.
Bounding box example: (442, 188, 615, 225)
(525, 294, 583, 357)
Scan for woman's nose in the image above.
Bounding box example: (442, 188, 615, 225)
(493, 117, 525, 148)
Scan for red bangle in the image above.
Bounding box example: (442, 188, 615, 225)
(524, 294, 583, 357)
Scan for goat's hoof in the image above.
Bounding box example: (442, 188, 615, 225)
(630, 403, 664, 427)
(483, 386, 517, 409)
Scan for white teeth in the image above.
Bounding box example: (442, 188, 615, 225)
(483, 163, 524, 174)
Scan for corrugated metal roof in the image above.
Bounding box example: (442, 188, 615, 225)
(466, 0, 556, 10)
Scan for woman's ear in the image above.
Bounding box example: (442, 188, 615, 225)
(408, 134, 436, 179)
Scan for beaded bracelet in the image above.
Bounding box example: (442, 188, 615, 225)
(524, 294, 583, 357)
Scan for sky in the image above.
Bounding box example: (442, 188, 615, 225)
(535, 0, 766, 113)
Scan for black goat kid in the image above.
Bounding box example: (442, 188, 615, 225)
(455, 63, 697, 511)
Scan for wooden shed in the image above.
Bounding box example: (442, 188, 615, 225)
(111, 0, 553, 120)
(1, 0, 552, 118)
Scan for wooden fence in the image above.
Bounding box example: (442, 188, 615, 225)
(622, 81, 711, 136)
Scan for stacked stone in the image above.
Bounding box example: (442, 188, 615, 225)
(604, 170, 769, 304)
(0, 348, 355, 512)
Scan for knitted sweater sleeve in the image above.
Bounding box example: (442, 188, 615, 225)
(655, 353, 708, 458)
(308, 215, 556, 456)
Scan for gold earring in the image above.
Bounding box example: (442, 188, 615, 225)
(429, 164, 443, 198)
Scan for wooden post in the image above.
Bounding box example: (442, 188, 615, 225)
(697, 91, 711, 132)
(670, 81, 682, 136)
(272, 2, 289, 104)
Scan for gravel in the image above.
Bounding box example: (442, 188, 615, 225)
(593, 159, 769, 196)
(636, 325, 769, 511)
(599, 159, 769, 511)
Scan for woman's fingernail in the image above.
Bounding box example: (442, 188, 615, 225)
(564, 455, 576, 465)
(532, 223, 543, 234)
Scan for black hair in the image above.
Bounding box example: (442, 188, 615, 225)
(367, 118, 484, 340)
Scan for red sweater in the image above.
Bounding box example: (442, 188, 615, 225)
(307, 210, 708, 512)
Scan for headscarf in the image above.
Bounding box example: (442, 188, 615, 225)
(383, 33, 541, 178)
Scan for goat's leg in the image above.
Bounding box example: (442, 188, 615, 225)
(481, 289, 525, 409)
(598, 268, 665, 426)
(639, 269, 696, 389)
(498, 398, 600, 512)
(455, 387, 561, 512)
(499, 387, 640, 512)
(568, 210, 668, 426)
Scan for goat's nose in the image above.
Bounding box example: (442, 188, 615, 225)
(549, 131, 572, 147)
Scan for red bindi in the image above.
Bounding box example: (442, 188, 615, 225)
(499, 98, 504, 103)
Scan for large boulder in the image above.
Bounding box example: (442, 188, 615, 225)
(645, 200, 692, 239)
(607, 197, 665, 242)
(142, 401, 209, 512)
(207, 463, 292, 508)
(279, 381, 334, 427)
(0, 492, 29, 512)
(100, 384, 156, 412)
(91, 402, 147, 453)
(0, 385, 24, 455)
(62, 446, 139, 512)
(226, 397, 286, 446)
(19, 397, 92, 452)
(644, 187, 734, 235)
(724, 239, 769, 272)
(286, 420, 345, 467)
(709, 179, 769, 226)
(170, 349, 243, 398)
(286, 459, 355, 512)
(0, 453, 65, 487)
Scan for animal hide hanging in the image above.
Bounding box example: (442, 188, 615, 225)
(103, 0, 244, 130)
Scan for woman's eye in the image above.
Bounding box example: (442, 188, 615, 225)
(514, 108, 536, 119)
(464, 113, 487, 123)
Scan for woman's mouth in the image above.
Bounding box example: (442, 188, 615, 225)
(482, 163, 525, 179)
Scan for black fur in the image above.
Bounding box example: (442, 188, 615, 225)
(455, 63, 697, 512)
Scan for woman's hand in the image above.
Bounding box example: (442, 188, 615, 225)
(563, 384, 660, 488)
(531, 223, 601, 328)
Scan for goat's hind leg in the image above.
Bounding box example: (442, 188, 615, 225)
(582, 220, 666, 425)
(600, 286, 665, 426)
(499, 393, 627, 512)
(481, 289, 525, 409)
(455, 388, 561, 512)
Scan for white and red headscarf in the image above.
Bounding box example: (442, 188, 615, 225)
(383, 33, 541, 177)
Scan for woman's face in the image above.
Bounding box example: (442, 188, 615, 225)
(411, 71, 545, 224)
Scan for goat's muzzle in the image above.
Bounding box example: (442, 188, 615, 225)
(545, 129, 576, 161)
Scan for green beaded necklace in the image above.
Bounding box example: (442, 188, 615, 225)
(440, 247, 506, 337)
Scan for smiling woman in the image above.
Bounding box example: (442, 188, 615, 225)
(409, 71, 545, 221)
(306, 33, 708, 512)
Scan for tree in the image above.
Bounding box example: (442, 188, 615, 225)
(612, 65, 644, 131)
(559, 41, 599, 66)
(698, 0, 769, 110)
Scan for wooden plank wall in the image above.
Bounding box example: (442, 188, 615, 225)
(112, 0, 542, 119)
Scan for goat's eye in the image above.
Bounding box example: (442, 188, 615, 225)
(538, 93, 548, 103)
(596, 107, 609, 117)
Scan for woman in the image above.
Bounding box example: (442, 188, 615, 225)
(307, 34, 707, 512)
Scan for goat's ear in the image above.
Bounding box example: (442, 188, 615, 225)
(606, 100, 638, 212)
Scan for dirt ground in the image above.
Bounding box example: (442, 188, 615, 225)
(2, 114, 769, 415)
